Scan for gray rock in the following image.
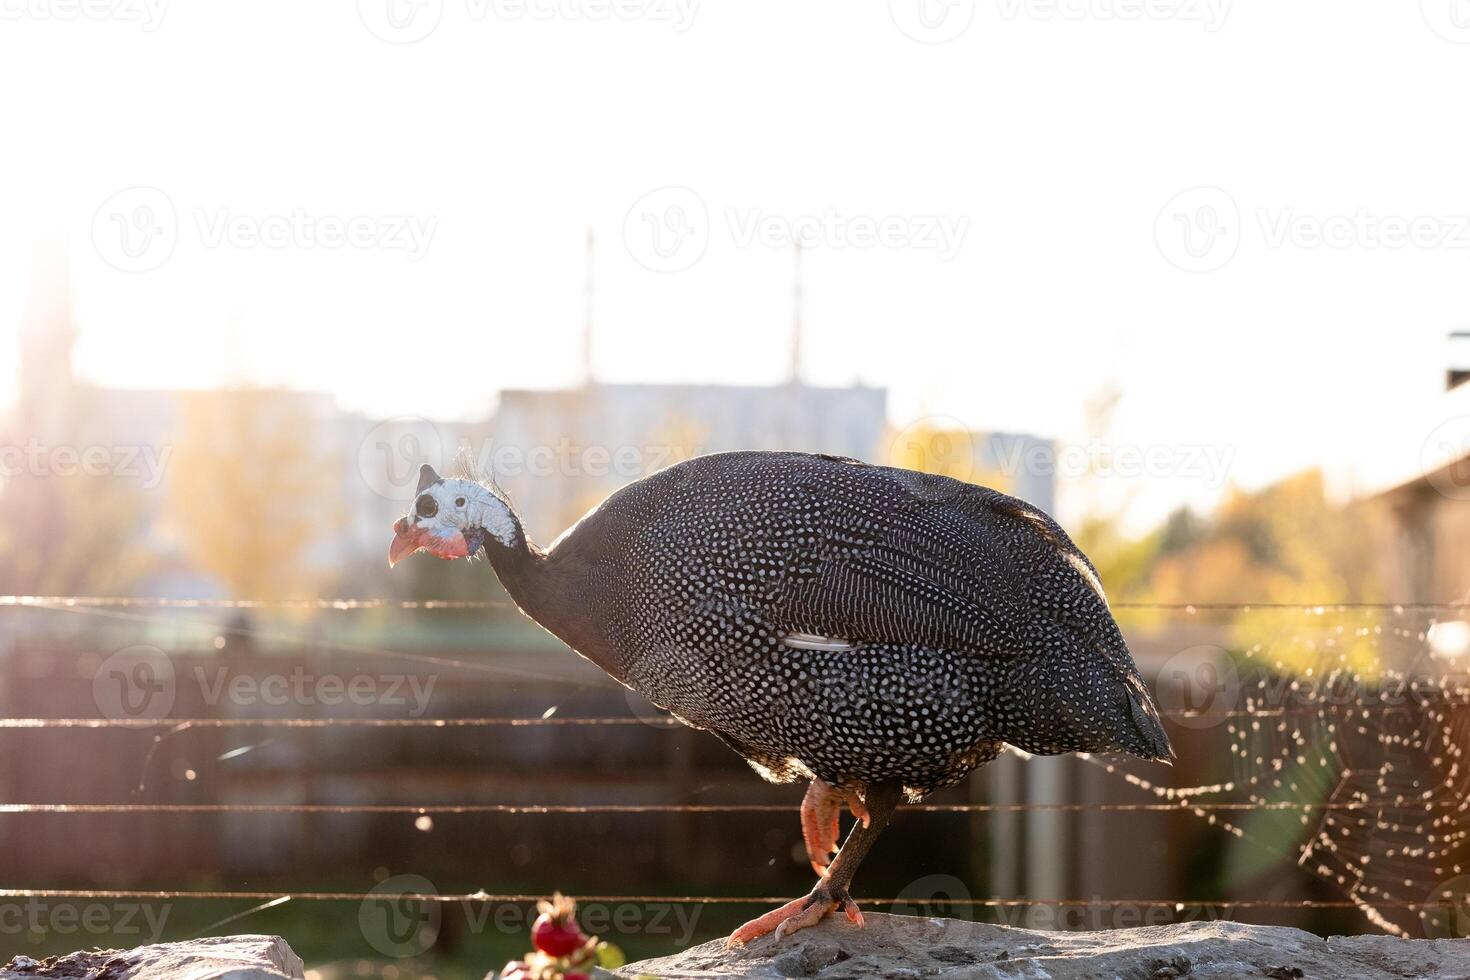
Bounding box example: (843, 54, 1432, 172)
(0, 935, 304, 980)
(613, 912, 1470, 979)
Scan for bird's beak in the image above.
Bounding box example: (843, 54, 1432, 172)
(388, 517, 472, 567)
(388, 518, 421, 567)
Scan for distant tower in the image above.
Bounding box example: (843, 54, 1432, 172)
(789, 241, 804, 385)
(17, 242, 78, 435)
(582, 226, 596, 387)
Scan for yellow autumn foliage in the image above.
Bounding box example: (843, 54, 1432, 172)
(167, 388, 340, 600)
(887, 421, 1014, 494)
(1143, 471, 1392, 678)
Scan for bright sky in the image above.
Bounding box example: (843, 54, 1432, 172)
(1, 1, 1468, 528)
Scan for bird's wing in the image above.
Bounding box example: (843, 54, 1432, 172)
(768, 464, 1098, 656)
(614, 453, 1102, 657)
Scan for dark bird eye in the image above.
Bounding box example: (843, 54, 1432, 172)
(415, 494, 438, 519)
(455, 497, 466, 507)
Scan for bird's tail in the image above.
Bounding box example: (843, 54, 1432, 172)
(1122, 670, 1175, 763)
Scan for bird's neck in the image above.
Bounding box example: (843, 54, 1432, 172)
(471, 493, 614, 674)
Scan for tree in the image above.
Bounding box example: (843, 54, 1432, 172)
(0, 384, 154, 596)
(887, 419, 1013, 493)
(167, 388, 340, 599)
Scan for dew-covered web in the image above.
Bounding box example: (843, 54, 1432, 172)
(1089, 606, 1470, 937)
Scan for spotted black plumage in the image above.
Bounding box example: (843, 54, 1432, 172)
(392, 449, 1176, 942)
(470, 450, 1172, 801)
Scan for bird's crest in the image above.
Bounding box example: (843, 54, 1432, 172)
(451, 445, 510, 506)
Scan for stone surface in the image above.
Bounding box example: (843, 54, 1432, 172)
(0, 935, 304, 980)
(611, 912, 1470, 979)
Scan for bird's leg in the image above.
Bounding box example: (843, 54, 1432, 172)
(729, 782, 902, 947)
(801, 778, 872, 877)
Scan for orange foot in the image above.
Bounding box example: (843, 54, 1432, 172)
(801, 779, 872, 877)
(727, 884, 865, 947)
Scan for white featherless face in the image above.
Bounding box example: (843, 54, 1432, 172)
(387, 465, 516, 566)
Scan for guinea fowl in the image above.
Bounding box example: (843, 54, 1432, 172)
(388, 451, 1173, 944)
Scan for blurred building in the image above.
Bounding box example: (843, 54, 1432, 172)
(1375, 463, 1470, 605)
(2, 258, 486, 597)
(6, 255, 1069, 596)
(489, 383, 888, 542)
(8, 303, 361, 595)
(1368, 338, 1470, 606)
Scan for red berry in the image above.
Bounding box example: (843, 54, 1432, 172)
(530, 893, 586, 957)
(532, 914, 584, 957)
(564, 973, 591, 980)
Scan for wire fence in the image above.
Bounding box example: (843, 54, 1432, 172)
(4, 594, 1469, 935)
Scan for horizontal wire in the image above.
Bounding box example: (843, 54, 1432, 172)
(4, 698, 1467, 731)
(0, 889, 1443, 909)
(3, 596, 1466, 612)
(1111, 602, 1463, 611)
(0, 596, 513, 610)
(0, 801, 1454, 815)
(0, 717, 679, 725)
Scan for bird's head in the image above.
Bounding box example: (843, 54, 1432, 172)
(388, 463, 518, 566)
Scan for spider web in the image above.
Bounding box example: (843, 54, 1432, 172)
(1098, 607, 1470, 937)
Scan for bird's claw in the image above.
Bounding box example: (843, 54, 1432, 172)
(772, 900, 827, 941)
(727, 885, 864, 947)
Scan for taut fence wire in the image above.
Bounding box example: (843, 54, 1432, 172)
(0, 889, 1442, 910)
(0, 800, 1460, 815)
(6, 595, 1470, 612)
(0, 701, 1460, 729)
